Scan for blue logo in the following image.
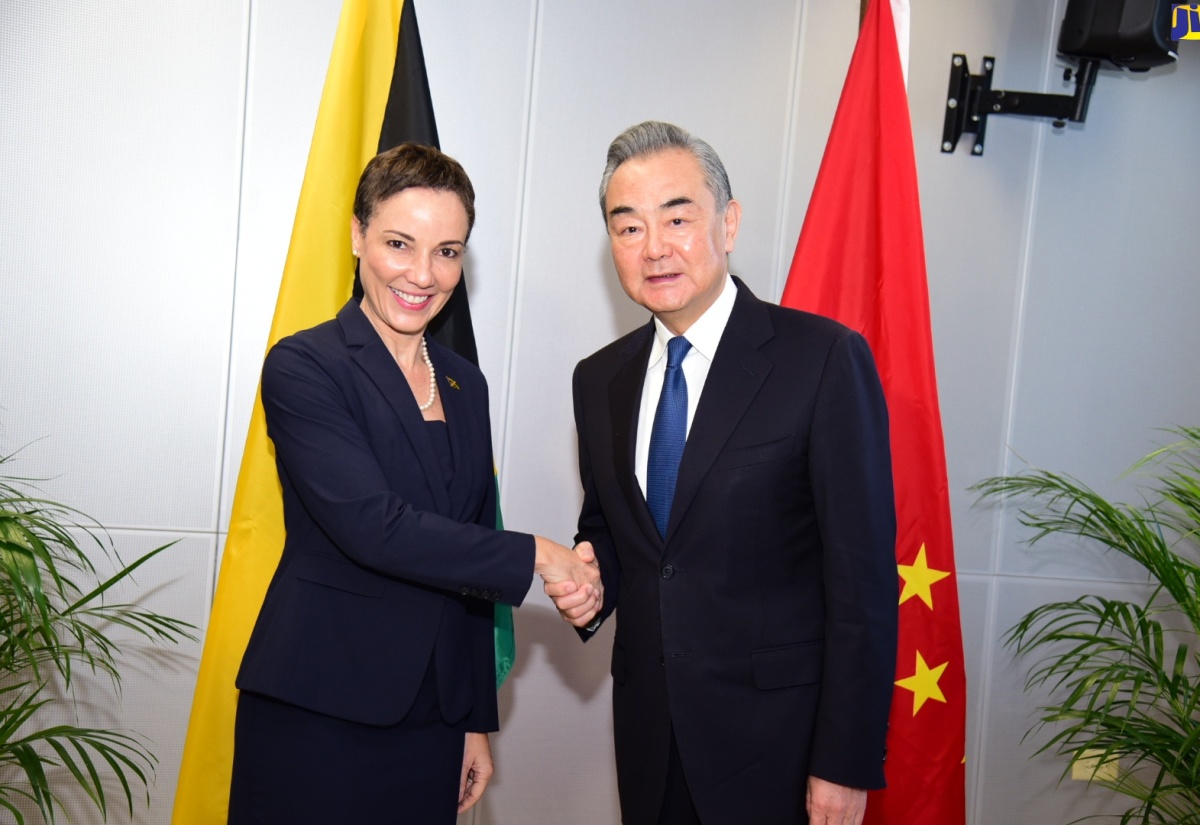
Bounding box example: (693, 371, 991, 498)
(1171, 4, 1200, 40)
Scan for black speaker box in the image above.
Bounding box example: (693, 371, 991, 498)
(1058, 0, 1179, 71)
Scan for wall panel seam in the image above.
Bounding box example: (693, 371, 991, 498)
(497, 0, 545, 495)
(209, 0, 257, 623)
(770, 0, 809, 303)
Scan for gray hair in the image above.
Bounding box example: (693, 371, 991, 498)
(598, 121, 733, 220)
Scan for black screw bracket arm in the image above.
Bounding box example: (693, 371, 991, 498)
(941, 54, 1100, 156)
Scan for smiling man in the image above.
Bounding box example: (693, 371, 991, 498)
(549, 121, 899, 825)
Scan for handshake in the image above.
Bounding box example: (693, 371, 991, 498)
(533, 537, 603, 629)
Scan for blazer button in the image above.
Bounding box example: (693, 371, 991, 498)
(661, 564, 674, 579)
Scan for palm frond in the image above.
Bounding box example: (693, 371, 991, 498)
(975, 426, 1200, 823)
(0, 449, 193, 822)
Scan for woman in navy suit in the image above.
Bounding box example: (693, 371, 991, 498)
(229, 143, 600, 823)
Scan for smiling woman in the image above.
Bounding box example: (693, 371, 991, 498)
(227, 142, 604, 825)
(351, 146, 474, 373)
(354, 188, 466, 329)
(353, 187, 468, 411)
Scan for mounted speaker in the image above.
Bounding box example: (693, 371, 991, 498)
(1058, 0, 1179, 71)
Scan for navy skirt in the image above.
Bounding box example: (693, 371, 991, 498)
(228, 661, 468, 824)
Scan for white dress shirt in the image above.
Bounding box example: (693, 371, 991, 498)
(634, 275, 738, 498)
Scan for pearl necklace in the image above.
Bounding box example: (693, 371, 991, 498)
(418, 336, 437, 412)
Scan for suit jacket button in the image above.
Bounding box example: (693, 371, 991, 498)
(661, 565, 674, 579)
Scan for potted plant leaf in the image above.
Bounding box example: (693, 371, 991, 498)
(0, 448, 194, 823)
(973, 426, 1200, 824)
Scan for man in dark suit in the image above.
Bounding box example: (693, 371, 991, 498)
(548, 121, 898, 825)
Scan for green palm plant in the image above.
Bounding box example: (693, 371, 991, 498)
(0, 449, 194, 824)
(974, 426, 1200, 824)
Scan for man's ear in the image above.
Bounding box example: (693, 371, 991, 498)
(723, 199, 742, 254)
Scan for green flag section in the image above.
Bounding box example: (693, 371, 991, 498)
(492, 475, 515, 687)
(171, 2, 510, 821)
(782, 1, 967, 823)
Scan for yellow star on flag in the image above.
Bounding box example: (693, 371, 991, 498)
(895, 651, 948, 716)
(898, 543, 950, 609)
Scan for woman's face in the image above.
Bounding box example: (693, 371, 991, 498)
(353, 187, 468, 347)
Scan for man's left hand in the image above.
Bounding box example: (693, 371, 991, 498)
(806, 776, 867, 825)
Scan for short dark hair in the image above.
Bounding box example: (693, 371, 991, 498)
(598, 121, 732, 219)
(353, 142, 476, 240)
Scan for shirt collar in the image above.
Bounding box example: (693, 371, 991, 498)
(649, 274, 737, 366)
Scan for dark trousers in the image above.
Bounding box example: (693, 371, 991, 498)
(658, 729, 702, 825)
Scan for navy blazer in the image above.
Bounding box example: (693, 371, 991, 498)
(237, 299, 534, 731)
(573, 280, 898, 825)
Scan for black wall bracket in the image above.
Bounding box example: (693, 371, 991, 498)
(941, 54, 1100, 156)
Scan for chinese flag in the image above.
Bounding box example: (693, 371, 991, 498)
(781, 0, 967, 822)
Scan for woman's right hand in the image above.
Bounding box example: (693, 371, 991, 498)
(534, 537, 603, 627)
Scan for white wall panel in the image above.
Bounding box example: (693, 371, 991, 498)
(480, 605, 620, 824)
(1002, 38, 1200, 580)
(0, 1, 244, 532)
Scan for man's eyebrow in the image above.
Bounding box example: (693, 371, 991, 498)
(661, 197, 694, 210)
(607, 205, 633, 220)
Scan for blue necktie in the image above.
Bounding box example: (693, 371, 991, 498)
(647, 336, 691, 538)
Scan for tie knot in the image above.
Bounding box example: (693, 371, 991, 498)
(666, 336, 691, 369)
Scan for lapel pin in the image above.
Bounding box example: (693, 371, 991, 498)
(446, 377, 461, 391)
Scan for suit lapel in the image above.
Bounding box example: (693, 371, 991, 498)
(338, 301, 452, 516)
(608, 323, 661, 548)
(667, 284, 774, 540)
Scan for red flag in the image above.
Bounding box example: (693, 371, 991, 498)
(781, 1, 967, 823)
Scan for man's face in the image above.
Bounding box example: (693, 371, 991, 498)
(604, 148, 741, 335)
